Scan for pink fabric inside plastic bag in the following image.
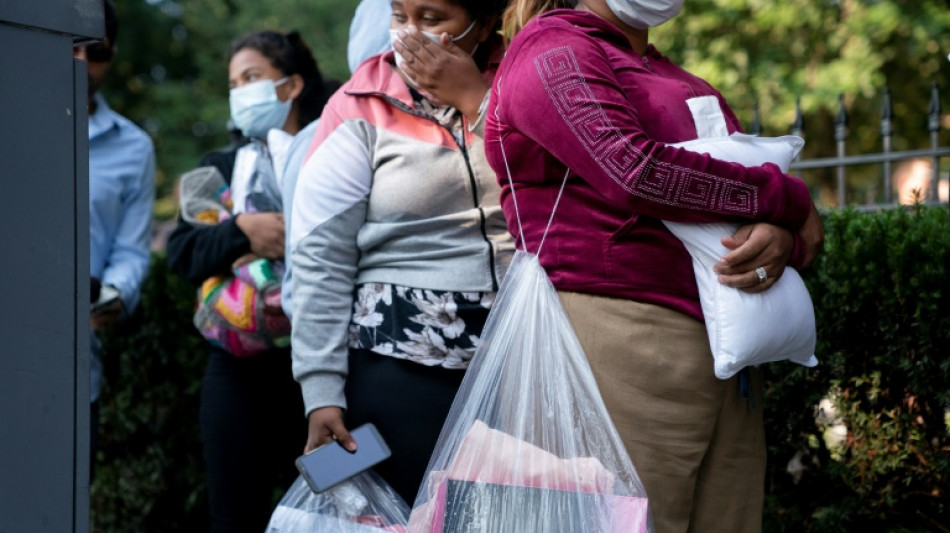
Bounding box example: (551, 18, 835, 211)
(442, 420, 614, 491)
(409, 421, 647, 533)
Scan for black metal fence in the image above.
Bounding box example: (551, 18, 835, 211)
(749, 82, 949, 210)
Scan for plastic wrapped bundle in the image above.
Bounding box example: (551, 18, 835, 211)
(178, 164, 291, 357)
(407, 250, 651, 533)
(266, 473, 409, 533)
(179, 165, 233, 226)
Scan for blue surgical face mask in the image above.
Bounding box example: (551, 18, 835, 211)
(229, 77, 292, 139)
(389, 19, 479, 71)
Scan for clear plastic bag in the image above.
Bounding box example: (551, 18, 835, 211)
(406, 250, 651, 533)
(266, 473, 409, 533)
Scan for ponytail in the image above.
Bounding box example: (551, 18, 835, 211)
(502, 0, 576, 39)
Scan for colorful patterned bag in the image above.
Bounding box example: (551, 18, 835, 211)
(180, 164, 290, 357)
(194, 257, 291, 357)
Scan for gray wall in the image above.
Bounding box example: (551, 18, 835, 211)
(0, 2, 102, 531)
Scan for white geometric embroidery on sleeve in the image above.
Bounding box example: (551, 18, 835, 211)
(533, 45, 758, 216)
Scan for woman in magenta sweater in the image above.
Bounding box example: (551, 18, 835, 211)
(486, 1, 823, 531)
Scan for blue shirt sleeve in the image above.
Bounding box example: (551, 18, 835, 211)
(280, 119, 320, 319)
(101, 141, 155, 312)
(347, 0, 393, 74)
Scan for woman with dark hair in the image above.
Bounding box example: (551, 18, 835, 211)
(290, 0, 512, 505)
(166, 30, 334, 533)
(485, 1, 824, 531)
(227, 30, 332, 136)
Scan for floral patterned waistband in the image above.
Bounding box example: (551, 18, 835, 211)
(349, 283, 496, 369)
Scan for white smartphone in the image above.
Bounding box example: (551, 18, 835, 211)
(91, 285, 121, 314)
(295, 423, 391, 493)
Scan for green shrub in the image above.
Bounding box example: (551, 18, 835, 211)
(91, 208, 950, 532)
(92, 254, 208, 532)
(764, 205, 950, 532)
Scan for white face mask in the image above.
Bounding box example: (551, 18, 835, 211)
(229, 77, 292, 139)
(605, 0, 684, 30)
(389, 19, 479, 70)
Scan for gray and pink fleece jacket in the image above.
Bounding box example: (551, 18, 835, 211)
(290, 51, 514, 415)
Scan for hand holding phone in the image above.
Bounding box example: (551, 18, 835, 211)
(306, 406, 356, 453)
(295, 423, 391, 494)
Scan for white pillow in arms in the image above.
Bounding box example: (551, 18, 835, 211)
(664, 133, 818, 379)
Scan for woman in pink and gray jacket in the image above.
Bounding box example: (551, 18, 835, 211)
(487, 1, 823, 531)
(290, 0, 513, 505)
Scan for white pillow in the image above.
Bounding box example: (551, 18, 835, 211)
(664, 133, 818, 379)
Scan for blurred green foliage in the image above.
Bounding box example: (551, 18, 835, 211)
(100, 0, 950, 216)
(652, 0, 950, 205)
(101, 0, 358, 220)
(93, 254, 207, 532)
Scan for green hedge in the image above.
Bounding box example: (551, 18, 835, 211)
(93, 254, 208, 532)
(763, 205, 950, 532)
(93, 207, 950, 532)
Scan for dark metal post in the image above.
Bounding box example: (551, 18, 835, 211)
(881, 87, 893, 204)
(791, 98, 804, 178)
(0, 2, 101, 532)
(750, 100, 762, 136)
(929, 81, 941, 203)
(835, 94, 849, 206)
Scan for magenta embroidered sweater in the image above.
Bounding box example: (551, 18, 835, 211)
(485, 10, 813, 322)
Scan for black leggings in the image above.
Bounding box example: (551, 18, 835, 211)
(200, 346, 305, 533)
(343, 349, 466, 506)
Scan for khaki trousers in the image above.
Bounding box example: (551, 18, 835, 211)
(559, 291, 766, 533)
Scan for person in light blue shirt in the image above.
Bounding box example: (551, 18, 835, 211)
(88, 93, 155, 320)
(280, 1, 387, 318)
(347, 0, 393, 74)
(75, 0, 155, 408)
